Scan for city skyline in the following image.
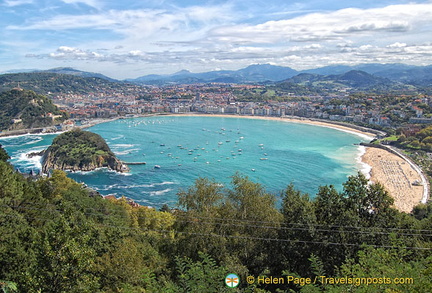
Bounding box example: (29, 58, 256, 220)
(1, 0, 432, 79)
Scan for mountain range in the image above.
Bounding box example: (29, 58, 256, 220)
(125, 63, 432, 85)
(0, 64, 430, 95)
(2, 63, 431, 85)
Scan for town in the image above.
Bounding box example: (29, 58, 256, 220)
(51, 82, 432, 130)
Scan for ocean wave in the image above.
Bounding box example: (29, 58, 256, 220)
(114, 148, 140, 155)
(11, 149, 45, 170)
(356, 145, 371, 179)
(144, 188, 173, 196)
(0, 131, 63, 141)
(95, 181, 176, 191)
(110, 135, 125, 141)
(22, 136, 43, 145)
(111, 144, 136, 148)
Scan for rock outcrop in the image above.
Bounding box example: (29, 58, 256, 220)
(41, 128, 129, 173)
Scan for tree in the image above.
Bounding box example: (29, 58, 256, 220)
(0, 144, 9, 162)
(225, 174, 283, 275)
(278, 184, 317, 276)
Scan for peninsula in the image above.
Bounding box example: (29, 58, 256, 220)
(42, 128, 129, 173)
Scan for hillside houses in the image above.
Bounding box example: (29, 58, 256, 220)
(52, 83, 431, 128)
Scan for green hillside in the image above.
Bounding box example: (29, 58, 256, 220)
(0, 143, 431, 292)
(0, 89, 67, 131)
(0, 72, 124, 95)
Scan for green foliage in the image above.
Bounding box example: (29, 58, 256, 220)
(0, 141, 430, 293)
(333, 247, 432, 292)
(0, 144, 9, 162)
(0, 89, 66, 131)
(0, 281, 18, 293)
(174, 252, 228, 293)
(0, 72, 121, 96)
(42, 128, 119, 172)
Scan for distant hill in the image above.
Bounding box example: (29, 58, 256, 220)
(38, 67, 118, 82)
(0, 89, 67, 131)
(276, 70, 413, 94)
(128, 64, 299, 84)
(0, 72, 128, 95)
(128, 63, 432, 86)
(1, 64, 430, 93)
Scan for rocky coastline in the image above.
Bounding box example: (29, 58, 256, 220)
(40, 128, 129, 174)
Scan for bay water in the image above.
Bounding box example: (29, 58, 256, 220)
(0, 116, 372, 208)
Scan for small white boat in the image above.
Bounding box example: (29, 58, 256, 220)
(154, 165, 161, 169)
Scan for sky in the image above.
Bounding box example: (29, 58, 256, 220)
(1, 0, 432, 79)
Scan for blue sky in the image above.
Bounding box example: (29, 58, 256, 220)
(1, 0, 432, 79)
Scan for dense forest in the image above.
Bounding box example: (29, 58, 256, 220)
(0, 144, 431, 292)
(0, 89, 67, 131)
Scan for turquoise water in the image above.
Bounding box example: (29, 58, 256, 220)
(0, 116, 371, 207)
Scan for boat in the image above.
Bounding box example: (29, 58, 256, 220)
(260, 158, 268, 160)
(154, 165, 161, 169)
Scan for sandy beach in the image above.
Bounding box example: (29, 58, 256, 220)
(172, 113, 378, 138)
(362, 146, 425, 213)
(171, 113, 428, 212)
(174, 113, 428, 212)
(1, 113, 426, 212)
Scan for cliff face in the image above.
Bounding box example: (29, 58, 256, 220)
(41, 128, 129, 173)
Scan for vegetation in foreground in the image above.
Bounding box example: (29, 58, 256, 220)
(0, 144, 431, 292)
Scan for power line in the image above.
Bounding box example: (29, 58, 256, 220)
(2, 202, 432, 235)
(1, 212, 431, 250)
(0, 207, 432, 248)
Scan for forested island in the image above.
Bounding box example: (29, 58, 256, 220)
(42, 128, 129, 173)
(0, 143, 431, 292)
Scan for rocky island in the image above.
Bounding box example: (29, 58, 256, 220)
(42, 128, 129, 173)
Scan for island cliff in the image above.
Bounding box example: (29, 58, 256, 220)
(42, 128, 129, 173)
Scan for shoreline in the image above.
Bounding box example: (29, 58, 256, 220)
(0, 113, 378, 140)
(362, 145, 427, 213)
(168, 113, 426, 212)
(1, 113, 426, 212)
(167, 113, 378, 139)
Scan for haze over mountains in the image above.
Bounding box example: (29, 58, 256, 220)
(1, 63, 431, 89)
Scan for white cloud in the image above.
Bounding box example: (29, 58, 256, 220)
(2, 0, 33, 6)
(61, 0, 101, 9)
(387, 42, 407, 48)
(48, 46, 103, 59)
(208, 4, 432, 45)
(15, 2, 432, 77)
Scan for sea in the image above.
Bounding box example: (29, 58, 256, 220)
(0, 115, 373, 208)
